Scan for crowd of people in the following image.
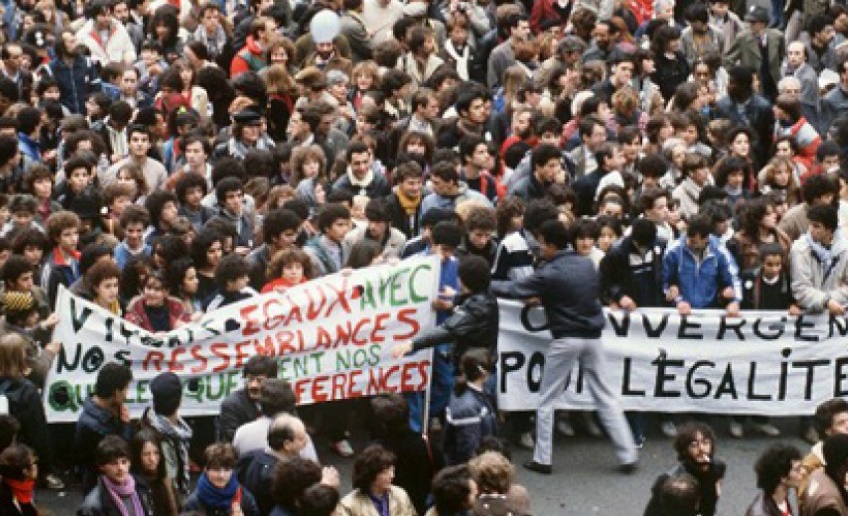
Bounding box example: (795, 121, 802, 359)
(0, 0, 845, 512)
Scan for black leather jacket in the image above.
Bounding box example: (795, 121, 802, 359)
(411, 291, 499, 366)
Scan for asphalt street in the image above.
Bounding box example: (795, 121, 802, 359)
(36, 415, 807, 515)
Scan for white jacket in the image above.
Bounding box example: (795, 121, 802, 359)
(790, 230, 848, 312)
(75, 19, 137, 65)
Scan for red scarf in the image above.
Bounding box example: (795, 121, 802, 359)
(5, 478, 35, 504)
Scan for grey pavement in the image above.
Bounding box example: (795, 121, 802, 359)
(36, 416, 806, 515)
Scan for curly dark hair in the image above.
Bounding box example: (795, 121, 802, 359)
(352, 445, 396, 493)
(754, 444, 801, 495)
(271, 457, 322, 509)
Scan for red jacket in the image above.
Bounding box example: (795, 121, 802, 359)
(230, 36, 266, 78)
(529, 0, 567, 34)
(125, 295, 190, 332)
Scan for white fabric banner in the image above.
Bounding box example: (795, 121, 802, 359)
(44, 256, 440, 423)
(497, 300, 848, 415)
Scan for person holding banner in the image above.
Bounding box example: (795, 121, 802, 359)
(391, 255, 498, 371)
(124, 271, 191, 333)
(400, 220, 462, 434)
(490, 219, 638, 475)
(790, 203, 848, 316)
(662, 214, 742, 317)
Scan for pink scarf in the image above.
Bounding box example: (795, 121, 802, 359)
(102, 474, 145, 516)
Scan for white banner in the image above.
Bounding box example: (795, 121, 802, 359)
(44, 256, 440, 423)
(497, 300, 848, 415)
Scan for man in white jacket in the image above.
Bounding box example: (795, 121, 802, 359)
(75, 0, 137, 66)
(790, 204, 848, 315)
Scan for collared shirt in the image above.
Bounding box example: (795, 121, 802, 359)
(369, 492, 390, 516)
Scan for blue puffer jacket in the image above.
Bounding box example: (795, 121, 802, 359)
(43, 56, 101, 114)
(662, 234, 742, 309)
(443, 386, 497, 466)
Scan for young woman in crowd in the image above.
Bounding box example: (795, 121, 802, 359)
(183, 443, 259, 515)
(167, 256, 204, 318)
(124, 271, 191, 333)
(131, 428, 179, 516)
(190, 228, 224, 304)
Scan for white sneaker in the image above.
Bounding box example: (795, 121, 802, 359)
(754, 423, 781, 437)
(660, 420, 677, 438)
(332, 439, 354, 457)
(556, 419, 575, 437)
(518, 432, 535, 449)
(729, 421, 744, 438)
(583, 413, 603, 437)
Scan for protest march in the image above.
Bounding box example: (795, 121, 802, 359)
(4, 0, 848, 513)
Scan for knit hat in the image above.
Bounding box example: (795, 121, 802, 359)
(150, 372, 183, 416)
(2, 291, 36, 322)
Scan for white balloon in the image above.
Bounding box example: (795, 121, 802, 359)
(310, 10, 341, 44)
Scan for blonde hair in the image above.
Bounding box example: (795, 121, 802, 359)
(468, 451, 515, 494)
(265, 185, 296, 212)
(503, 65, 527, 106)
(0, 334, 29, 379)
(455, 198, 492, 223)
(352, 61, 381, 90)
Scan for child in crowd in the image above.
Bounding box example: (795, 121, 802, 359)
(261, 248, 312, 294)
(741, 243, 800, 313)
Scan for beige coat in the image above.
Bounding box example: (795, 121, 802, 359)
(339, 486, 418, 516)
